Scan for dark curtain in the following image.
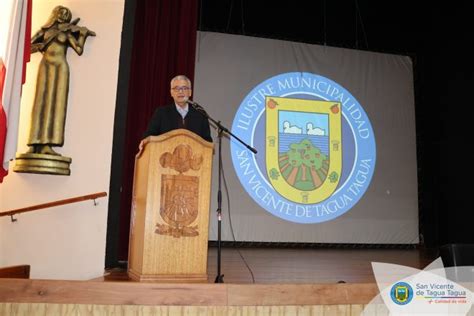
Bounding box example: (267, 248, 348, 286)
(118, 0, 199, 260)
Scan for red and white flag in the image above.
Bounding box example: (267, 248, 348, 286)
(0, 0, 32, 183)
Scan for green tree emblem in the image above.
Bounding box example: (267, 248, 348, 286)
(270, 168, 280, 180)
(278, 139, 330, 190)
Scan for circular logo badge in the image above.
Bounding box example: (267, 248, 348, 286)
(390, 282, 414, 305)
(230, 72, 376, 223)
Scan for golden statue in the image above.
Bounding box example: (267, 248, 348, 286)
(14, 6, 95, 175)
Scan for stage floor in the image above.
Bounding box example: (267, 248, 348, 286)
(3, 247, 462, 315)
(105, 246, 438, 284)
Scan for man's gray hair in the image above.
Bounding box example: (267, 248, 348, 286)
(170, 75, 192, 88)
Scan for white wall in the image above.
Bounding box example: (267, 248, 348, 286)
(0, 0, 124, 280)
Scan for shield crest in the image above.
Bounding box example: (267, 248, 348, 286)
(266, 97, 342, 204)
(395, 285, 409, 303)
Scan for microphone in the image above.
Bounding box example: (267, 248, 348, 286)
(184, 97, 195, 106)
(186, 99, 205, 112)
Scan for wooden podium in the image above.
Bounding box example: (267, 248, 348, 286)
(127, 129, 214, 282)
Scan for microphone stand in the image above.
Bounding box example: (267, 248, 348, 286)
(187, 100, 257, 283)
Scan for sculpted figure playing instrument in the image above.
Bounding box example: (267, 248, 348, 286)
(27, 5, 95, 155)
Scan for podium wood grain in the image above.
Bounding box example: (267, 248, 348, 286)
(128, 129, 214, 282)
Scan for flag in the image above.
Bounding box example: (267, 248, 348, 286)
(0, 0, 32, 183)
(0, 59, 7, 180)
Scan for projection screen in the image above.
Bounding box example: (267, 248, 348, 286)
(193, 31, 418, 244)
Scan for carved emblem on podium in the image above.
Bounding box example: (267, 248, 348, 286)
(156, 145, 202, 238)
(159, 144, 203, 173)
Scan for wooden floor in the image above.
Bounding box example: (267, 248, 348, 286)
(104, 246, 438, 284)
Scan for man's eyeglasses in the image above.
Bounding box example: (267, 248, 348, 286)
(172, 86, 191, 92)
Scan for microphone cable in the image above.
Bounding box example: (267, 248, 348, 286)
(220, 143, 256, 283)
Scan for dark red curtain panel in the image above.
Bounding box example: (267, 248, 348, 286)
(118, 0, 199, 260)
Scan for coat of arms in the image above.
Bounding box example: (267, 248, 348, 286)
(155, 144, 202, 238)
(266, 97, 342, 204)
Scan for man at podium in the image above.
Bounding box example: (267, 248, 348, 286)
(143, 75, 212, 142)
(129, 75, 215, 282)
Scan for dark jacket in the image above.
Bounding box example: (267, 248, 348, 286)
(143, 104, 212, 142)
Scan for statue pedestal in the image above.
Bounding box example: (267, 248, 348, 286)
(14, 153, 72, 175)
